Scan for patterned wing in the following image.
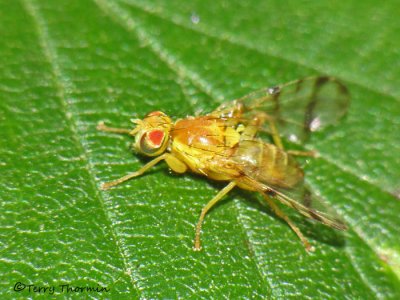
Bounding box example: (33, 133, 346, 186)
(212, 76, 350, 142)
(222, 139, 347, 230)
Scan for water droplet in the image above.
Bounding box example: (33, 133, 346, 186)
(289, 134, 299, 142)
(191, 13, 200, 24)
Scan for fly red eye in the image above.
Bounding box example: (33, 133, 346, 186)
(148, 130, 164, 147)
(139, 129, 167, 156)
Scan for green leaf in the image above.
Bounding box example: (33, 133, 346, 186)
(1, 0, 399, 298)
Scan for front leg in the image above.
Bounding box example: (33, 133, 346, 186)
(101, 154, 168, 190)
(101, 153, 188, 190)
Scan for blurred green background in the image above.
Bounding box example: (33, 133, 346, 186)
(1, 0, 399, 298)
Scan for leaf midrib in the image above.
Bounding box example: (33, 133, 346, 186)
(22, 0, 142, 297)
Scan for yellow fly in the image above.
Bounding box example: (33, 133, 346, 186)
(97, 76, 350, 252)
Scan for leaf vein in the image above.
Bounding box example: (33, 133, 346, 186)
(22, 0, 143, 296)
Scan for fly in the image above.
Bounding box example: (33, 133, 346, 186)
(97, 76, 350, 252)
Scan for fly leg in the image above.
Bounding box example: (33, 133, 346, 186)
(241, 114, 315, 157)
(267, 118, 317, 157)
(267, 118, 284, 149)
(98, 121, 188, 188)
(287, 150, 317, 157)
(238, 176, 314, 252)
(262, 193, 315, 252)
(240, 112, 285, 148)
(101, 154, 168, 190)
(194, 182, 237, 251)
(248, 111, 314, 155)
(98, 120, 167, 190)
(239, 113, 265, 141)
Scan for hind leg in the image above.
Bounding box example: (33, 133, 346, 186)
(266, 119, 317, 157)
(262, 194, 314, 252)
(237, 176, 314, 252)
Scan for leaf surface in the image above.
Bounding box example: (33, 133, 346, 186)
(0, 0, 399, 298)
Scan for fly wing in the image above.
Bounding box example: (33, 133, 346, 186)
(212, 76, 350, 143)
(223, 140, 347, 230)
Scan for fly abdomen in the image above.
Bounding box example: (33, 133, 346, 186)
(233, 140, 303, 188)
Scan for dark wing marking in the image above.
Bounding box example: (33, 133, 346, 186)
(218, 140, 347, 230)
(211, 76, 350, 143)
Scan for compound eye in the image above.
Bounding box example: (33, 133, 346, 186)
(139, 129, 166, 155)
